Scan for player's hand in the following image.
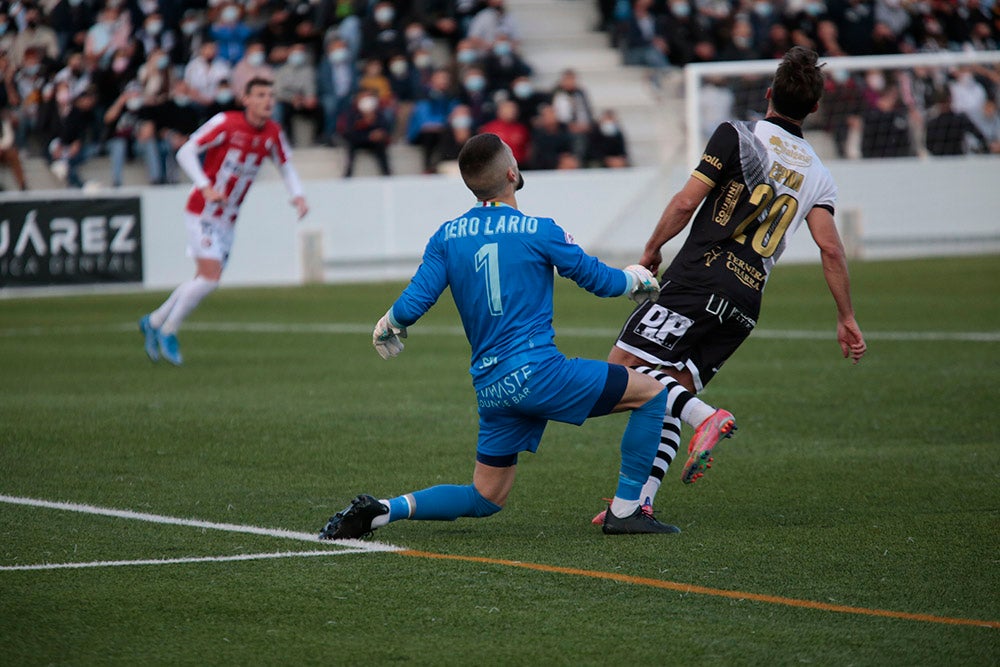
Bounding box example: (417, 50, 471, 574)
(291, 195, 309, 220)
(623, 264, 660, 304)
(201, 185, 224, 203)
(373, 310, 407, 360)
(837, 316, 866, 364)
(638, 249, 662, 275)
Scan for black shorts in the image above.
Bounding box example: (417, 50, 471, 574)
(614, 282, 758, 391)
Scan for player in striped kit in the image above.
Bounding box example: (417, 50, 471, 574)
(594, 47, 867, 524)
(139, 78, 309, 365)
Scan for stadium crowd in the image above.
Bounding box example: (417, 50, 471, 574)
(0, 0, 632, 190)
(603, 0, 1000, 156)
(0, 0, 997, 190)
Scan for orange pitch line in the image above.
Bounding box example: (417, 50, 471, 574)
(399, 550, 999, 630)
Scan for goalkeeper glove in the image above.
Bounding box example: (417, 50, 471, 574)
(623, 264, 660, 304)
(373, 310, 407, 360)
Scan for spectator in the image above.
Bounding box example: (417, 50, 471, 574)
(718, 17, 760, 61)
(210, 2, 253, 65)
(11, 5, 60, 66)
(412, 0, 462, 48)
(436, 104, 475, 171)
(49, 0, 95, 58)
(829, 0, 876, 55)
(815, 18, 847, 57)
(259, 7, 296, 57)
(467, 0, 522, 49)
(661, 0, 706, 66)
(317, 37, 357, 144)
(479, 99, 530, 166)
(407, 68, 459, 173)
(509, 75, 548, 124)
(52, 50, 91, 101)
(403, 22, 434, 56)
(387, 53, 420, 104)
(273, 42, 320, 145)
(47, 84, 97, 188)
(342, 89, 392, 177)
(174, 9, 209, 66)
(135, 79, 200, 184)
(0, 10, 15, 56)
(948, 66, 988, 125)
(360, 1, 405, 64)
(411, 47, 436, 91)
(748, 0, 779, 49)
(589, 108, 630, 168)
(136, 12, 176, 64)
(860, 84, 912, 158)
(874, 0, 913, 44)
(529, 103, 576, 170)
(315, 0, 365, 60)
(203, 79, 241, 119)
(358, 58, 393, 106)
(12, 47, 49, 151)
(819, 68, 864, 158)
(925, 88, 989, 155)
(103, 83, 144, 188)
(454, 39, 483, 69)
(137, 47, 174, 106)
(551, 69, 594, 163)
(979, 98, 1000, 153)
(760, 21, 793, 59)
(0, 107, 28, 190)
(83, 5, 129, 70)
(230, 42, 273, 102)
(184, 41, 232, 113)
(481, 35, 532, 93)
(458, 65, 495, 129)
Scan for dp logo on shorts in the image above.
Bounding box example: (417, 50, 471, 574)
(633, 305, 693, 350)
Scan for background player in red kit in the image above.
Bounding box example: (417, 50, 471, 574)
(139, 78, 309, 365)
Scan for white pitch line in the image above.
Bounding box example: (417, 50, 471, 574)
(0, 321, 998, 342)
(0, 494, 403, 553)
(0, 550, 366, 572)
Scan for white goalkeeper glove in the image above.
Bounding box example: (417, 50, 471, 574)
(623, 264, 660, 304)
(373, 310, 407, 360)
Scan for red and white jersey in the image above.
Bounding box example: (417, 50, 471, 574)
(183, 111, 293, 224)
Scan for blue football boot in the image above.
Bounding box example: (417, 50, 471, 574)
(139, 315, 159, 362)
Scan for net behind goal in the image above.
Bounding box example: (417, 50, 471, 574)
(684, 51, 1000, 168)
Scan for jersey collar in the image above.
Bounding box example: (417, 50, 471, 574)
(763, 115, 804, 138)
(475, 201, 512, 208)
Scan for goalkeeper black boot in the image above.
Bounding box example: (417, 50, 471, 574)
(602, 504, 681, 535)
(319, 494, 388, 540)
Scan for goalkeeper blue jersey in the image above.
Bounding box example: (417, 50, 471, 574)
(390, 201, 629, 388)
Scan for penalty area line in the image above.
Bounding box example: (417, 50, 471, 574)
(0, 550, 363, 572)
(398, 550, 1000, 630)
(0, 494, 403, 554)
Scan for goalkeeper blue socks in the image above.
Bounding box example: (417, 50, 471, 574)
(374, 484, 502, 527)
(612, 388, 668, 517)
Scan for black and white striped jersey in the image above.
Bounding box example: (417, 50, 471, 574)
(662, 116, 837, 315)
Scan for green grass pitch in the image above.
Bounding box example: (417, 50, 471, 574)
(1, 255, 997, 665)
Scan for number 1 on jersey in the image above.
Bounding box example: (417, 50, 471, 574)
(475, 243, 504, 316)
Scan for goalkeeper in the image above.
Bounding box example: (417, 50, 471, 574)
(321, 133, 731, 539)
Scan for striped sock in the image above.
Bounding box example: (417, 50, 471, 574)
(634, 366, 716, 428)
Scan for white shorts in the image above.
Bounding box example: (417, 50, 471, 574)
(184, 211, 235, 267)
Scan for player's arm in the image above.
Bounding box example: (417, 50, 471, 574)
(176, 113, 229, 202)
(373, 234, 449, 359)
(272, 129, 309, 219)
(640, 176, 712, 273)
(805, 206, 866, 364)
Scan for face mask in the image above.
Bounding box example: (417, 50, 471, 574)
(68, 0, 83, 6)
(358, 96, 378, 113)
(600, 121, 617, 136)
(157, 54, 170, 70)
(216, 89, 234, 103)
(24, 64, 40, 75)
(464, 75, 485, 92)
(288, 51, 306, 67)
(451, 115, 472, 129)
(56, 89, 71, 105)
(375, 7, 394, 23)
(754, 2, 772, 17)
(174, 94, 191, 106)
(126, 97, 144, 111)
(389, 59, 408, 76)
(406, 29, 424, 42)
(221, 7, 239, 23)
(831, 69, 849, 84)
(493, 42, 511, 56)
(671, 3, 690, 18)
(414, 54, 432, 68)
(181, 21, 199, 36)
(805, 2, 824, 16)
(146, 21, 162, 35)
(513, 82, 532, 98)
(457, 49, 479, 64)
(113, 56, 130, 72)
(866, 72, 885, 91)
(328, 48, 348, 64)
(247, 51, 265, 67)
(734, 35, 751, 49)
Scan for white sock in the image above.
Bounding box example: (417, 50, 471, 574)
(148, 286, 184, 329)
(639, 477, 661, 507)
(682, 400, 717, 429)
(610, 496, 640, 519)
(160, 277, 218, 335)
(635, 366, 716, 428)
(370, 499, 392, 528)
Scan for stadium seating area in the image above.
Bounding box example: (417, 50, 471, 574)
(0, 0, 997, 191)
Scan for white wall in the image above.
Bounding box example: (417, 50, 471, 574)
(5, 155, 999, 292)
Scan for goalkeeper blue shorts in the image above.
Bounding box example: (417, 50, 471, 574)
(475, 356, 628, 467)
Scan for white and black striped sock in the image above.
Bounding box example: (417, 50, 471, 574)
(635, 366, 716, 428)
